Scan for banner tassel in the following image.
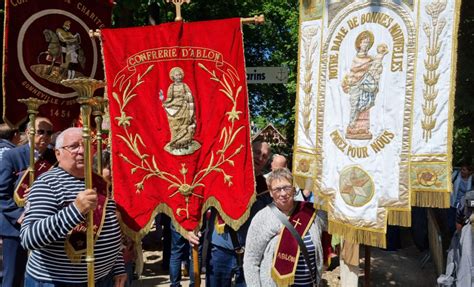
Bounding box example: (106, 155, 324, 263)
(387, 210, 411, 227)
(412, 191, 450, 208)
(328, 220, 386, 248)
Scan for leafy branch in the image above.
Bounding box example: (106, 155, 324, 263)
(190, 63, 245, 187)
(113, 65, 181, 193)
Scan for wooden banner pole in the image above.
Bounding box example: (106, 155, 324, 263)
(192, 244, 200, 287)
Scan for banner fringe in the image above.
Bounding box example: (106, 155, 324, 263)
(328, 220, 386, 248)
(117, 193, 256, 243)
(271, 268, 295, 287)
(199, 195, 255, 233)
(412, 191, 450, 208)
(387, 210, 411, 227)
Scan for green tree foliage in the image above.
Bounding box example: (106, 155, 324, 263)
(453, 0, 474, 165)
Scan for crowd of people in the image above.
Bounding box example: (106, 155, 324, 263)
(0, 117, 333, 287)
(4, 115, 469, 287)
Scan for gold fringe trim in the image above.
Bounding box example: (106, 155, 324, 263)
(13, 191, 25, 207)
(117, 192, 256, 243)
(387, 209, 411, 227)
(412, 191, 450, 208)
(328, 220, 386, 248)
(271, 267, 295, 287)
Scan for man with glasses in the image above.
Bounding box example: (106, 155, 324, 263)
(20, 127, 126, 286)
(0, 117, 56, 287)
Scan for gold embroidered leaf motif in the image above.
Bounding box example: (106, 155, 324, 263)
(197, 63, 218, 81)
(180, 164, 188, 175)
(152, 157, 159, 171)
(112, 92, 120, 103)
(135, 182, 144, 192)
(227, 126, 245, 148)
(122, 81, 132, 102)
(421, 118, 436, 130)
(424, 59, 440, 71)
(168, 183, 180, 190)
(178, 184, 193, 196)
(219, 128, 228, 144)
(117, 135, 137, 153)
(223, 173, 233, 186)
(116, 112, 133, 127)
(226, 107, 242, 122)
(235, 85, 242, 97)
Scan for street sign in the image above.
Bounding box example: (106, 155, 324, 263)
(246, 67, 289, 84)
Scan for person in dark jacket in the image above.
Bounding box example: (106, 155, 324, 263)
(0, 123, 21, 161)
(0, 117, 55, 287)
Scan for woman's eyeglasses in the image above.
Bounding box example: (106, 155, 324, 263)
(271, 185, 293, 194)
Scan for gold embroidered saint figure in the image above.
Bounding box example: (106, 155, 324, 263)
(342, 31, 388, 140)
(161, 67, 201, 155)
(32, 20, 86, 84)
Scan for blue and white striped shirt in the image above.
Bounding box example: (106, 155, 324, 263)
(293, 232, 316, 286)
(20, 167, 125, 283)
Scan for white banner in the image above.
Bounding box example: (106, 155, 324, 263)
(293, 0, 460, 247)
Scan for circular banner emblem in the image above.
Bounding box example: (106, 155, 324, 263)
(339, 165, 374, 207)
(17, 9, 98, 99)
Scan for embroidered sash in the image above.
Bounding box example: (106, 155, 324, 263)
(13, 159, 55, 207)
(65, 173, 109, 263)
(271, 201, 316, 286)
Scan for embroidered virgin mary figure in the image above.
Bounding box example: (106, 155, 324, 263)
(161, 66, 201, 155)
(342, 31, 388, 140)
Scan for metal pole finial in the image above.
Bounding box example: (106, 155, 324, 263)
(166, 0, 191, 22)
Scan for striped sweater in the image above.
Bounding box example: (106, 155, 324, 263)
(293, 233, 316, 286)
(20, 167, 125, 283)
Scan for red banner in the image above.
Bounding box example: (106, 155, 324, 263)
(3, 0, 112, 130)
(101, 19, 255, 237)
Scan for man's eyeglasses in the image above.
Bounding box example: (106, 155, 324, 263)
(36, 129, 53, 136)
(271, 185, 293, 194)
(60, 142, 84, 153)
